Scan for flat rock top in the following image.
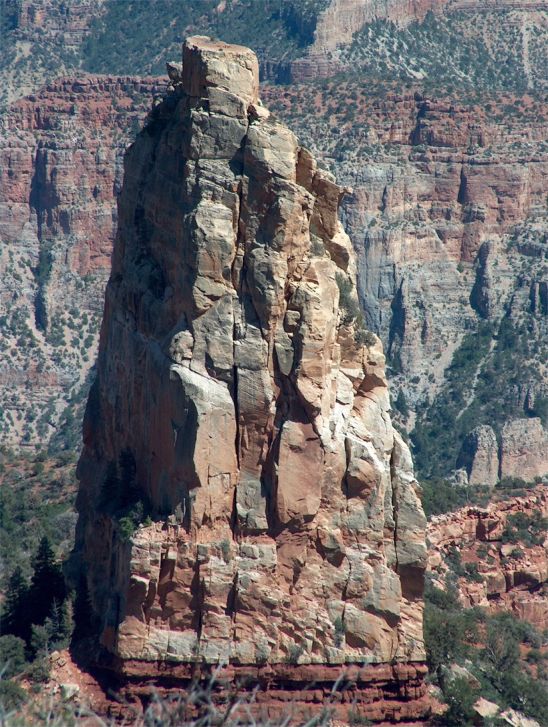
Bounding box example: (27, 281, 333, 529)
(183, 35, 259, 103)
(185, 35, 257, 57)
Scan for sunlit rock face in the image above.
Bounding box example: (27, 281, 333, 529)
(74, 36, 426, 682)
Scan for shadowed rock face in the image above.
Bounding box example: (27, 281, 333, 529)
(74, 36, 426, 683)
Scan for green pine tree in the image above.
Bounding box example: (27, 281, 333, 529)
(27, 536, 66, 629)
(395, 389, 410, 419)
(44, 599, 72, 649)
(99, 460, 120, 512)
(1, 566, 30, 641)
(72, 577, 95, 641)
(0, 635, 27, 678)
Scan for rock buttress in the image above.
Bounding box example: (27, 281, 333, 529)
(73, 36, 427, 719)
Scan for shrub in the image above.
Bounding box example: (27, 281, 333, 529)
(26, 657, 50, 684)
(335, 273, 360, 324)
(436, 676, 478, 725)
(117, 515, 137, 542)
(424, 599, 469, 676)
(502, 510, 547, 547)
(463, 563, 483, 583)
(420, 478, 487, 517)
(348, 711, 373, 725)
(498, 476, 528, 490)
(0, 680, 27, 711)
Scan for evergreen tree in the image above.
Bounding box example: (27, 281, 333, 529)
(1, 567, 29, 641)
(27, 536, 66, 629)
(29, 623, 50, 659)
(44, 599, 72, 649)
(0, 635, 27, 678)
(395, 389, 410, 419)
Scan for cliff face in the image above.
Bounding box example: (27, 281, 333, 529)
(0, 0, 107, 107)
(2, 3, 546, 473)
(74, 37, 427, 721)
(0, 75, 163, 447)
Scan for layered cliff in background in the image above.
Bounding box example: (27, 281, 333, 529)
(72, 36, 428, 723)
(264, 81, 548, 487)
(2, 70, 546, 481)
(1, 0, 546, 480)
(0, 0, 106, 107)
(2, 0, 546, 101)
(0, 75, 164, 448)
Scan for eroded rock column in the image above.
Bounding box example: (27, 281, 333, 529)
(73, 36, 428, 722)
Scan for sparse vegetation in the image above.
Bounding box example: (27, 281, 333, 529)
(81, 0, 330, 77)
(420, 478, 491, 518)
(335, 273, 360, 324)
(424, 581, 548, 724)
(501, 510, 548, 547)
(341, 10, 542, 94)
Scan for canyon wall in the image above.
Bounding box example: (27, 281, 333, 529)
(0, 75, 163, 447)
(0, 0, 106, 107)
(72, 37, 428, 723)
(2, 67, 545, 484)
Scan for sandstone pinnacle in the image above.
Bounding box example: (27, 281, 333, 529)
(72, 35, 428, 720)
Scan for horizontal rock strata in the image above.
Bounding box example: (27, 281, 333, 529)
(0, 74, 164, 447)
(99, 660, 429, 725)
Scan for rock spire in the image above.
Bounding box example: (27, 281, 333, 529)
(73, 36, 427, 721)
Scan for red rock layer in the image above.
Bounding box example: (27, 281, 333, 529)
(1, 75, 164, 275)
(98, 660, 429, 725)
(0, 74, 164, 447)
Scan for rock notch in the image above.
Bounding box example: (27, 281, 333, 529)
(73, 36, 427, 721)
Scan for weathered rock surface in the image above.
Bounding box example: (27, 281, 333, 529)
(2, 6, 547, 483)
(264, 81, 548, 482)
(73, 36, 428, 721)
(428, 487, 548, 629)
(457, 418, 548, 488)
(500, 418, 548, 482)
(456, 425, 499, 487)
